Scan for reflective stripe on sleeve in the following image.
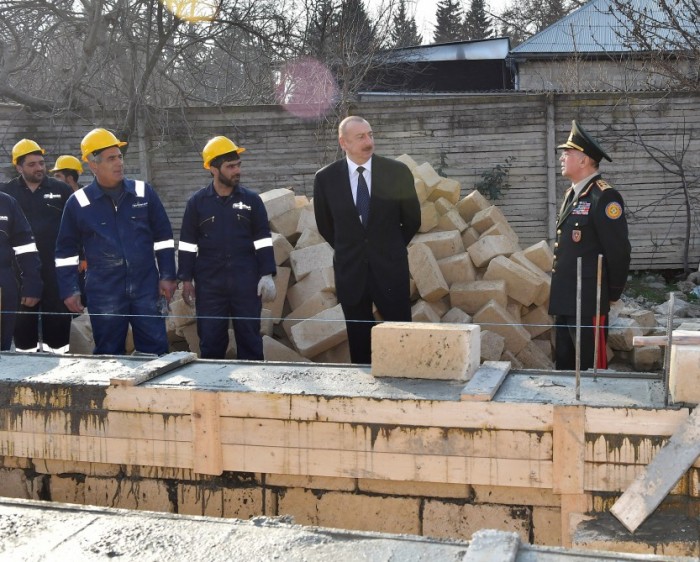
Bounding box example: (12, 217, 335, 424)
(13, 242, 38, 255)
(55, 255, 80, 267)
(75, 189, 90, 207)
(254, 237, 273, 250)
(178, 241, 198, 253)
(135, 180, 145, 197)
(154, 239, 175, 251)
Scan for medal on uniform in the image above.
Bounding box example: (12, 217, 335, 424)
(572, 230, 582, 242)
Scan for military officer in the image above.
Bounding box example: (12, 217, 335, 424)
(549, 120, 631, 370)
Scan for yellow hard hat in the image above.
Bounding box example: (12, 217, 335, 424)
(81, 128, 127, 162)
(12, 139, 46, 166)
(201, 136, 245, 169)
(49, 155, 84, 174)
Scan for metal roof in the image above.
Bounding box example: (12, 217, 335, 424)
(511, 0, 696, 55)
(386, 37, 511, 62)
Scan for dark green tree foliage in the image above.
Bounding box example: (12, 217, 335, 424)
(464, 0, 493, 40)
(391, 0, 423, 47)
(434, 0, 465, 43)
(338, 0, 376, 56)
(499, 0, 580, 46)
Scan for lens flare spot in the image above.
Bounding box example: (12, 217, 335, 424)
(276, 58, 339, 120)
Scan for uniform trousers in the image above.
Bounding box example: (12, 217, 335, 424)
(554, 314, 608, 371)
(0, 268, 19, 351)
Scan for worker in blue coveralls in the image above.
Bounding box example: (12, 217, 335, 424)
(177, 136, 276, 360)
(0, 192, 43, 350)
(55, 128, 177, 356)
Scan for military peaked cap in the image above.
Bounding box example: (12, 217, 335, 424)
(558, 120, 612, 163)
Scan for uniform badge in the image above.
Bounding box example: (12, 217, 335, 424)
(572, 230, 582, 242)
(605, 201, 622, 219)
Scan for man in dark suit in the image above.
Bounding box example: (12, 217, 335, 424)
(549, 120, 631, 370)
(314, 116, 421, 364)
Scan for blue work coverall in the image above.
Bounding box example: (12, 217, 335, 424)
(177, 182, 275, 359)
(1, 176, 73, 352)
(0, 192, 42, 350)
(55, 179, 176, 355)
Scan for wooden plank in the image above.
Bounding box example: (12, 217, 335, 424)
(104, 385, 193, 414)
(460, 361, 511, 402)
(585, 407, 690, 435)
(219, 418, 552, 460)
(560, 494, 590, 548)
(0, 431, 192, 468)
(553, 405, 585, 494)
(584, 462, 689, 493)
(610, 406, 700, 532)
(634, 331, 700, 347)
(109, 351, 197, 386)
(221, 444, 553, 488)
(192, 391, 223, 475)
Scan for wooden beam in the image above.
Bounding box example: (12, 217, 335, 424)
(633, 331, 700, 347)
(585, 407, 689, 435)
(610, 406, 700, 532)
(553, 405, 585, 494)
(460, 361, 511, 401)
(192, 391, 223, 476)
(109, 351, 196, 387)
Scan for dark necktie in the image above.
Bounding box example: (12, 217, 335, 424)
(356, 166, 370, 227)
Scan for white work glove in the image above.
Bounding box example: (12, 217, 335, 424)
(257, 274, 277, 303)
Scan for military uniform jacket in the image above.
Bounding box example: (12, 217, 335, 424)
(549, 175, 631, 317)
(176, 182, 275, 285)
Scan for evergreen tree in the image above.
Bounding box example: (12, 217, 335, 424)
(464, 0, 492, 40)
(434, 0, 464, 44)
(338, 0, 376, 55)
(391, 0, 422, 47)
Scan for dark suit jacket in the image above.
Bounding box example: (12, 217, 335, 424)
(313, 154, 421, 307)
(549, 175, 631, 316)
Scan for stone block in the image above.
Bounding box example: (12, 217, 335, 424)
(442, 307, 472, 324)
(272, 231, 294, 265)
(522, 240, 554, 272)
(521, 305, 553, 338)
(296, 204, 317, 233)
(286, 267, 335, 311)
(470, 205, 509, 234)
(450, 280, 507, 315)
(670, 341, 700, 404)
(282, 291, 337, 340)
(177, 484, 225, 517)
(269, 206, 302, 243)
(289, 242, 334, 281)
(222, 487, 264, 520)
(0, 456, 31, 469)
(408, 243, 449, 302)
(438, 253, 477, 286)
(260, 308, 273, 336)
(461, 227, 480, 249)
(295, 195, 310, 207)
(395, 153, 418, 171)
(411, 230, 465, 260)
(267, 266, 290, 324)
(179, 322, 200, 355)
(0, 468, 41, 500)
(277, 488, 420, 535)
(532, 338, 552, 359)
(427, 296, 450, 318)
(429, 177, 461, 205)
(168, 297, 196, 332)
(313, 340, 351, 364)
(516, 340, 554, 369)
(628, 309, 657, 335)
(372, 321, 480, 380)
(291, 304, 347, 358)
(507, 301, 522, 322)
(480, 330, 505, 361)
(83, 476, 173, 512)
(467, 235, 519, 268)
(501, 349, 524, 368)
(69, 312, 94, 354)
(422, 500, 530, 542)
(474, 299, 531, 354)
(456, 190, 490, 223)
(260, 187, 296, 219)
(435, 198, 455, 216)
(413, 162, 442, 188)
(50, 474, 85, 505)
(437, 208, 468, 233)
(608, 317, 644, 351)
(483, 255, 546, 307)
(481, 221, 519, 246)
(263, 335, 307, 362)
(632, 345, 662, 372)
(411, 300, 442, 323)
(266, 473, 356, 491)
(294, 228, 325, 250)
(419, 202, 439, 233)
(359, 479, 471, 499)
(509, 253, 551, 307)
(415, 178, 429, 203)
(472, 485, 561, 508)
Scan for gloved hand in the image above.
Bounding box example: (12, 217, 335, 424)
(257, 274, 276, 303)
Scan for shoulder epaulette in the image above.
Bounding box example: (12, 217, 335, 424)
(596, 179, 611, 191)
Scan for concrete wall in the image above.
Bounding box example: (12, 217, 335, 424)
(0, 91, 698, 269)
